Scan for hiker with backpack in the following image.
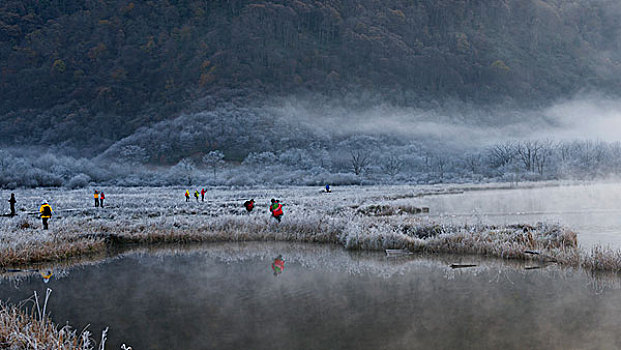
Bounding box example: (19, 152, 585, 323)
(269, 199, 283, 223)
(243, 199, 255, 213)
(39, 200, 52, 230)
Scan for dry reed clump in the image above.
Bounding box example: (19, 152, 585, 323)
(398, 224, 581, 265)
(0, 290, 107, 349)
(357, 204, 424, 216)
(0, 233, 106, 268)
(581, 246, 621, 272)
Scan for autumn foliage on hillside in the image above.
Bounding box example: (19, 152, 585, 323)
(1, 0, 620, 148)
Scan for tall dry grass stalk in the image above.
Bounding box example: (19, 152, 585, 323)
(0, 289, 107, 349)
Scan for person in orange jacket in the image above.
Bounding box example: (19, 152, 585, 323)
(93, 190, 99, 207)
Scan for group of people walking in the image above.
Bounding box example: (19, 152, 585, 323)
(5, 183, 335, 230)
(184, 190, 285, 223)
(243, 198, 283, 222)
(4, 190, 109, 230)
(185, 188, 206, 202)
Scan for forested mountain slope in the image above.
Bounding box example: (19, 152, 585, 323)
(1, 0, 620, 152)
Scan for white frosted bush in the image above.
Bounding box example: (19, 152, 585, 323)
(67, 173, 91, 189)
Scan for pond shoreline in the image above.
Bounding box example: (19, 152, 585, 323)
(0, 218, 585, 271)
(2, 182, 621, 272)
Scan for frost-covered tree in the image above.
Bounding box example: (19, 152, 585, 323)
(203, 150, 225, 179)
(351, 150, 370, 176)
(120, 145, 148, 165)
(169, 158, 196, 185)
(381, 155, 403, 177)
(242, 152, 278, 166)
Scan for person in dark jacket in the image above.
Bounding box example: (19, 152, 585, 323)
(8, 193, 16, 216)
(243, 199, 255, 213)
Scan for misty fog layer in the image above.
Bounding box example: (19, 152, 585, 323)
(4, 95, 621, 187)
(1, 243, 620, 350)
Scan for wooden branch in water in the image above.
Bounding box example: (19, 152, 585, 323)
(524, 250, 557, 263)
(450, 263, 477, 269)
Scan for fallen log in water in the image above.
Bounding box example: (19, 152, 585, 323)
(450, 263, 477, 269)
(524, 250, 558, 263)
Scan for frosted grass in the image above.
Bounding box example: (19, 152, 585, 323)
(0, 289, 108, 349)
(0, 184, 594, 270)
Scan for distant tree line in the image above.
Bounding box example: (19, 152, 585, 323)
(2, 137, 621, 189)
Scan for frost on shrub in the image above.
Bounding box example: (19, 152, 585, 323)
(242, 152, 277, 166)
(226, 172, 257, 186)
(67, 173, 91, 189)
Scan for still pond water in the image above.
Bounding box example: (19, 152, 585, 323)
(418, 182, 621, 249)
(1, 242, 620, 349)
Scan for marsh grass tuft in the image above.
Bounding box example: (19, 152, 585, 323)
(0, 290, 107, 349)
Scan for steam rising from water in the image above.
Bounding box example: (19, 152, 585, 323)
(1, 243, 621, 350)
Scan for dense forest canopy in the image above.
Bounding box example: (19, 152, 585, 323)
(1, 0, 621, 187)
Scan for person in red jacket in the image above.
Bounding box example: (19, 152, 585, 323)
(100, 191, 105, 207)
(201, 188, 206, 202)
(269, 199, 283, 223)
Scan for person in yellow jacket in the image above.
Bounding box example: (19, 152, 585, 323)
(185, 190, 190, 202)
(40, 268, 53, 283)
(39, 200, 52, 230)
